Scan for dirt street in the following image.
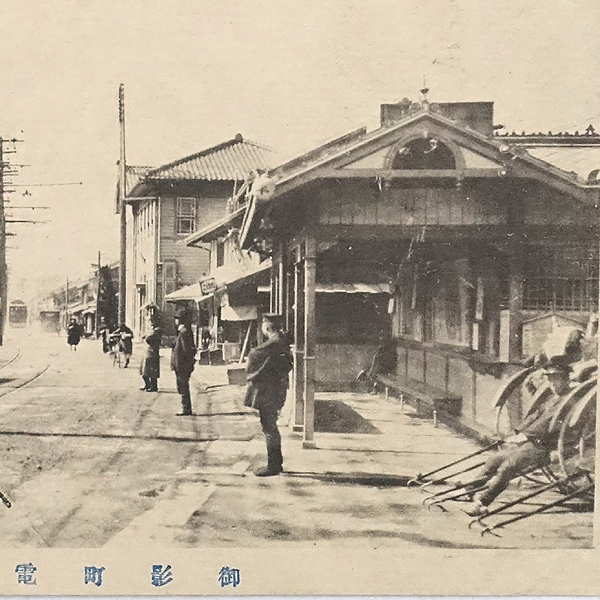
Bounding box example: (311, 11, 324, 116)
(0, 328, 258, 547)
(0, 327, 591, 549)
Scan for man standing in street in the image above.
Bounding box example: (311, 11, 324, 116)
(244, 314, 293, 476)
(171, 308, 197, 416)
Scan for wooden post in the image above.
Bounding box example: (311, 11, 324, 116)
(95, 251, 101, 338)
(277, 249, 285, 315)
(507, 250, 524, 362)
(238, 321, 252, 363)
(507, 194, 524, 363)
(303, 234, 317, 448)
(0, 140, 6, 346)
(292, 243, 304, 432)
(270, 258, 277, 314)
(118, 84, 127, 325)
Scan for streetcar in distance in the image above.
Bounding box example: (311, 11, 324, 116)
(38, 310, 61, 333)
(8, 300, 28, 328)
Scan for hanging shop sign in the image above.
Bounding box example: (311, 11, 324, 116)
(200, 277, 218, 295)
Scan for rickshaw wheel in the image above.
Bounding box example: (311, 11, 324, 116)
(557, 391, 596, 496)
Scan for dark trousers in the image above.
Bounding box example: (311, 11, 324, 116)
(258, 404, 283, 470)
(176, 371, 192, 414)
(142, 375, 158, 391)
(474, 441, 549, 506)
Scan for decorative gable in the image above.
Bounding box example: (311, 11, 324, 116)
(339, 126, 502, 172)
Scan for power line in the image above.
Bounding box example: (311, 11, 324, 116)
(9, 182, 82, 187)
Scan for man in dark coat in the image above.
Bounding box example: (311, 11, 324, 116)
(171, 308, 196, 416)
(67, 318, 83, 350)
(244, 314, 293, 476)
(140, 325, 161, 392)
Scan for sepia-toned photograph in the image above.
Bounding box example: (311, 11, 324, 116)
(0, 0, 598, 595)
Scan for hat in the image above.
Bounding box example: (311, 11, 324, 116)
(262, 313, 283, 330)
(175, 307, 192, 322)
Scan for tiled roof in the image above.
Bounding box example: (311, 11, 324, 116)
(125, 165, 153, 195)
(493, 129, 600, 183)
(146, 134, 272, 182)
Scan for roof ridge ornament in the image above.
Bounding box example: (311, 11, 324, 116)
(420, 81, 430, 111)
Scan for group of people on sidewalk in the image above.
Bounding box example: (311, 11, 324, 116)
(93, 307, 294, 478)
(169, 308, 294, 477)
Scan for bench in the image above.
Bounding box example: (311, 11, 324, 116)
(375, 374, 462, 417)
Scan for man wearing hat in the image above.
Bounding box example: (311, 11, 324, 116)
(171, 307, 197, 416)
(244, 314, 293, 476)
(464, 325, 588, 517)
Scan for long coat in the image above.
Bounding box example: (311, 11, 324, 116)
(170, 324, 196, 376)
(243, 334, 293, 410)
(140, 328, 161, 379)
(67, 323, 82, 346)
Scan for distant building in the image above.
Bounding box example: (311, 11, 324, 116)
(120, 134, 272, 337)
(36, 262, 119, 336)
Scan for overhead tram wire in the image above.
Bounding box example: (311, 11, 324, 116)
(8, 182, 83, 187)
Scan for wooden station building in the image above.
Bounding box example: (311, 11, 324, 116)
(238, 96, 600, 445)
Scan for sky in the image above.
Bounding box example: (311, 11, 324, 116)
(1, 0, 600, 300)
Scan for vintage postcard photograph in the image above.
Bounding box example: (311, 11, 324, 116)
(0, 0, 598, 595)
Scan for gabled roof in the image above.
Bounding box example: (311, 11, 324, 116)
(264, 106, 600, 194)
(240, 103, 600, 247)
(144, 134, 272, 182)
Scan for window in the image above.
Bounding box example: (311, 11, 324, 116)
(523, 244, 598, 312)
(176, 198, 196, 234)
(391, 138, 456, 170)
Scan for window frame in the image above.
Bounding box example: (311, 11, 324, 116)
(175, 197, 197, 235)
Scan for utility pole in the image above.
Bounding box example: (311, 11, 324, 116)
(95, 250, 101, 337)
(65, 277, 69, 329)
(0, 139, 6, 346)
(118, 84, 127, 325)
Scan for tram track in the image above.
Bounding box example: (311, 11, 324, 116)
(0, 339, 253, 547)
(0, 364, 51, 400)
(0, 349, 21, 371)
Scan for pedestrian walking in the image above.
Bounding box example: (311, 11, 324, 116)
(66, 318, 83, 350)
(244, 314, 293, 476)
(171, 308, 197, 416)
(140, 325, 161, 392)
(115, 323, 133, 368)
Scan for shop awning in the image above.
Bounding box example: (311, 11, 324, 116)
(69, 301, 96, 314)
(316, 283, 391, 294)
(208, 258, 272, 289)
(221, 305, 258, 321)
(165, 283, 214, 303)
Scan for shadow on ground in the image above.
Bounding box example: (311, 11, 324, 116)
(315, 400, 379, 434)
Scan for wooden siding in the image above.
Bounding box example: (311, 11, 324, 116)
(159, 195, 228, 292)
(522, 182, 595, 226)
(317, 179, 596, 229)
(318, 181, 508, 227)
